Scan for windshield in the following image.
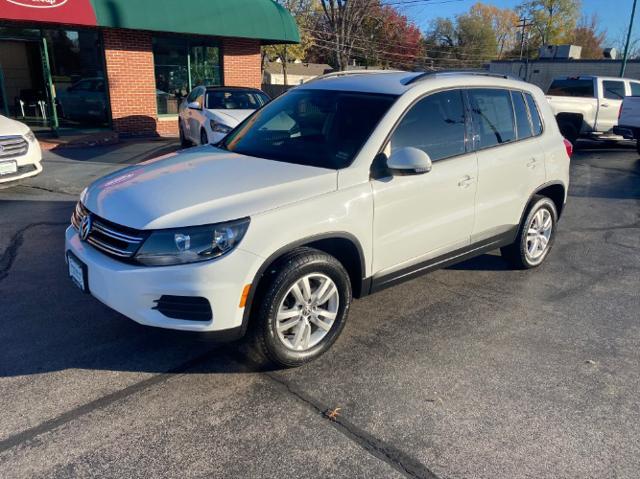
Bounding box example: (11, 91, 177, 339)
(206, 90, 269, 110)
(220, 89, 396, 169)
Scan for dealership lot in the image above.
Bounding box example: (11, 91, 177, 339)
(0, 141, 639, 478)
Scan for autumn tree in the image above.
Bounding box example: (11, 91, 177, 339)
(570, 15, 606, 59)
(518, 0, 581, 48)
(318, 0, 380, 70)
(468, 3, 519, 59)
(355, 4, 423, 70)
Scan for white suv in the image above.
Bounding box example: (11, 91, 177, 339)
(66, 71, 571, 367)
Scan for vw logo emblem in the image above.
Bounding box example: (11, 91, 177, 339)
(79, 215, 92, 241)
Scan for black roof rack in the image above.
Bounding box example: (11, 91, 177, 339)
(403, 70, 516, 85)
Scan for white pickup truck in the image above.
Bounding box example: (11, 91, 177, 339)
(614, 95, 640, 152)
(546, 76, 640, 145)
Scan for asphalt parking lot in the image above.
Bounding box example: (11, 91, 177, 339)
(0, 140, 639, 478)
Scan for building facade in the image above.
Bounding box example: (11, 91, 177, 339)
(0, 0, 299, 137)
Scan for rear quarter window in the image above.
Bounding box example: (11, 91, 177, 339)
(547, 79, 595, 98)
(524, 93, 544, 136)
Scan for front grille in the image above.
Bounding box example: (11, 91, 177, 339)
(153, 295, 213, 321)
(71, 202, 147, 260)
(0, 136, 29, 160)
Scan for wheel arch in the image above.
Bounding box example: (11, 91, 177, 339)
(520, 181, 566, 226)
(240, 233, 368, 334)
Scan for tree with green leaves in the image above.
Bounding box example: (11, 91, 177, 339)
(518, 0, 581, 48)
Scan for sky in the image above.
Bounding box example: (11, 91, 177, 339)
(393, 0, 636, 47)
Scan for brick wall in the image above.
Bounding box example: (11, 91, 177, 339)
(102, 31, 262, 137)
(103, 28, 158, 136)
(223, 38, 262, 89)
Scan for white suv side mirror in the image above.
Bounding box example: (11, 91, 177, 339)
(187, 101, 201, 110)
(387, 147, 433, 174)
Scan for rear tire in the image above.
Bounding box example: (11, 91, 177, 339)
(501, 196, 558, 269)
(252, 248, 352, 368)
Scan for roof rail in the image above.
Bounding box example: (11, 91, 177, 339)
(403, 70, 516, 85)
(307, 69, 403, 84)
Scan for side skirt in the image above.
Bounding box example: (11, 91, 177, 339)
(367, 229, 518, 294)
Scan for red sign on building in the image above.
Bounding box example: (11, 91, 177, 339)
(1, 0, 97, 27)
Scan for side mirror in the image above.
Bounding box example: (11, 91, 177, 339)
(187, 101, 201, 110)
(387, 147, 432, 174)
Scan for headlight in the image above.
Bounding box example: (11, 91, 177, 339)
(24, 130, 36, 143)
(210, 120, 233, 134)
(134, 218, 250, 266)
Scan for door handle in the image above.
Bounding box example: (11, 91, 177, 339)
(526, 158, 537, 169)
(457, 175, 474, 188)
(601, 103, 609, 108)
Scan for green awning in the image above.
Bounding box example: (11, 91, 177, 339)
(91, 0, 299, 44)
(1, 1, 299, 44)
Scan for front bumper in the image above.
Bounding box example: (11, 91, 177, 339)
(65, 226, 262, 334)
(0, 139, 42, 184)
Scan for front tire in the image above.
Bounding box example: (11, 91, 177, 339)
(200, 129, 209, 146)
(179, 121, 191, 148)
(253, 248, 352, 368)
(501, 196, 558, 269)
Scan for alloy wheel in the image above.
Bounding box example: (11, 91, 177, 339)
(275, 273, 339, 352)
(525, 208, 553, 262)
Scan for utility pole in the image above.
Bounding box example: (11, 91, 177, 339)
(621, 0, 638, 77)
(517, 17, 533, 61)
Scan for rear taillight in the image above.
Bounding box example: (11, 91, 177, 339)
(619, 104, 623, 120)
(563, 138, 573, 158)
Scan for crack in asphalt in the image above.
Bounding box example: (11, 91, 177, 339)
(0, 339, 439, 479)
(266, 373, 439, 479)
(0, 346, 223, 455)
(0, 222, 69, 283)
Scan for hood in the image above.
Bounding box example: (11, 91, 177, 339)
(0, 115, 29, 136)
(82, 147, 337, 230)
(208, 109, 255, 126)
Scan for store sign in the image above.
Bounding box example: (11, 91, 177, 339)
(6, 0, 69, 8)
(0, 0, 97, 25)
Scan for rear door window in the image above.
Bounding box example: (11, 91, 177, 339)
(389, 89, 467, 161)
(547, 79, 595, 98)
(468, 89, 516, 149)
(631, 82, 640, 96)
(512, 91, 533, 140)
(602, 80, 626, 100)
(524, 93, 543, 136)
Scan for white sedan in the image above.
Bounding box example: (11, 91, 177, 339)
(0, 115, 42, 184)
(178, 86, 270, 146)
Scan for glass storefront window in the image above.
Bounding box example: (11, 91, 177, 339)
(44, 29, 108, 127)
(153, 37, 221, 115)
(0, 26, 108, 130)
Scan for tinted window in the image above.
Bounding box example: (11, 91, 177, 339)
(603, 80, 625, 100)
(469, 89, 515, 149)
(512, 91, 533, 140)
(221, 90, 396, 169)
(206, 90, 269, 110)
(525, 93, 543, 136)
(631, 83, 640, 96)
(389, 90, 466, 161)
(547, 79, 595, 98)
